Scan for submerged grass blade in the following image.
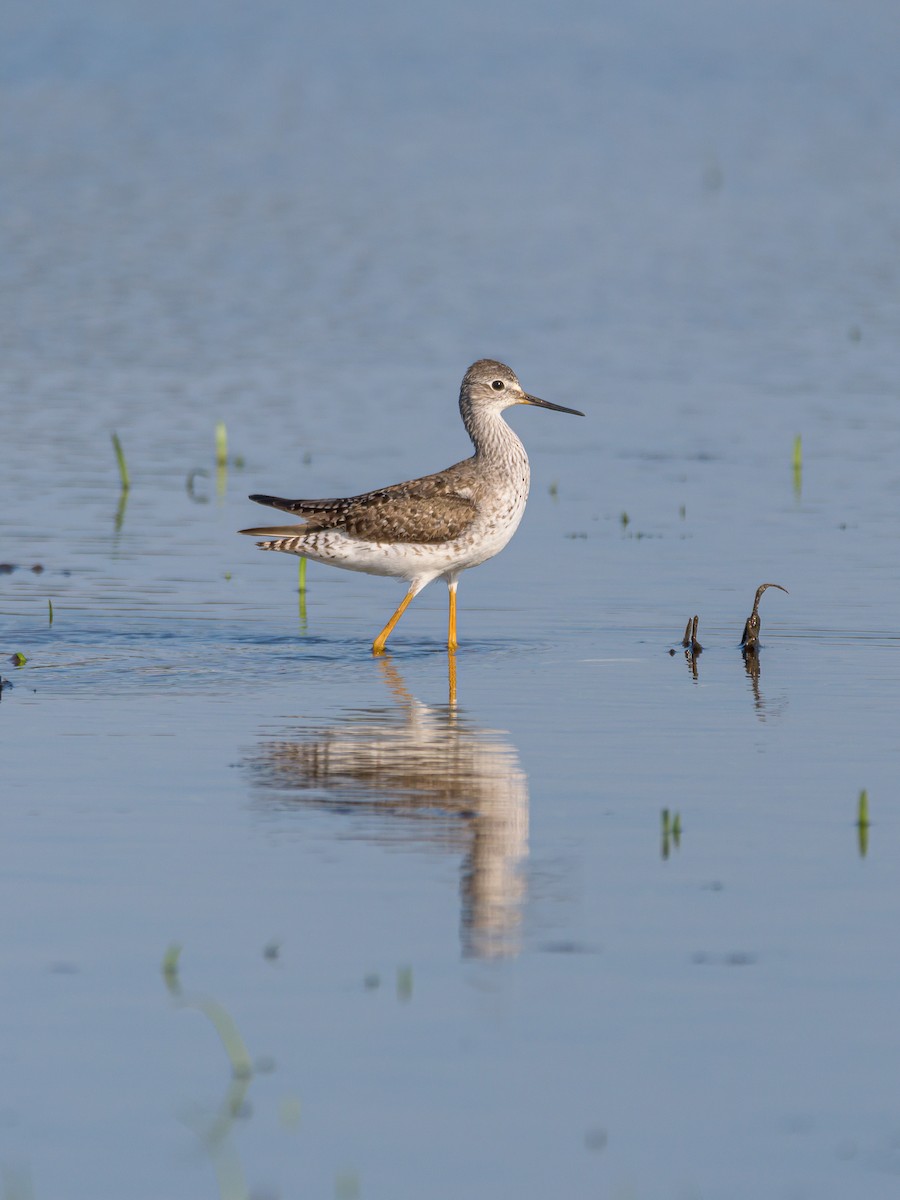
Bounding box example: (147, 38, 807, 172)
(162, 942, 182, 984)
(162, 943, 253, 1077)
(396, 966, 413, 1002)
(111, 432, 130, 491)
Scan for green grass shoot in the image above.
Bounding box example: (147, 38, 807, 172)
(48, 598, 53, 625)
(215, 421, 228, 468)
(215, 422, 229, 500)
(857, 789, 869, 827)
(298, 557, 308, 626)
(111, 431, 130, 491)
(661, 809, 681, 858)
(857, 789, 869, 857)
(792, 435, 803, 498)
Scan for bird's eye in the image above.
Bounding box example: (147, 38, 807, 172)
(491, 380, 505, 391)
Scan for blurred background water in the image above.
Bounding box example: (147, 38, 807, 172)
(3, 2, 900, 1197)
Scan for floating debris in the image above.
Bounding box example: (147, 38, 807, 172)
(9, 652, 27, 666)
(741, 583, 788, 654)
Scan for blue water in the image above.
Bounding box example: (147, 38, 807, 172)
(4, 2, 900, 1197)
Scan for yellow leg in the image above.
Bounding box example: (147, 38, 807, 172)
(372, 588, 416, 656)
(447, 582, 458, 651)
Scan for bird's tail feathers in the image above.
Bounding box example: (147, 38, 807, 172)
(249, 493, 306, 514)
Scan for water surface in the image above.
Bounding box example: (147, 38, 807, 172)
(3, 2, 900, 1197)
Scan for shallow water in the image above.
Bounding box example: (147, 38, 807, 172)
(4, 2, 900, 1198)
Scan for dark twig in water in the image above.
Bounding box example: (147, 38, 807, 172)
(740, 583, 788, 654)
(673, 614, 703, 680)
(681, 614, 702, 654)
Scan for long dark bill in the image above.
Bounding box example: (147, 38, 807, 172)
(522, 393, 585, 417)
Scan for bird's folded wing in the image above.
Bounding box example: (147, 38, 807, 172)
(342, 493, 477, 543)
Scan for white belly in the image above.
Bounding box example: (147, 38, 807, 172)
(285, 479, 529, 586)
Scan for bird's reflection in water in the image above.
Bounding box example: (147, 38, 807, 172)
(249, 657, 529, 959)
